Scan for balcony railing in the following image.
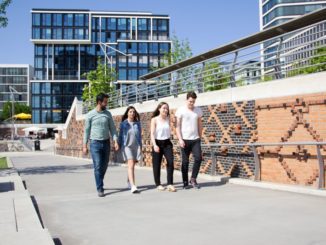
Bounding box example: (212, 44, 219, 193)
(82, 8, 326, 113)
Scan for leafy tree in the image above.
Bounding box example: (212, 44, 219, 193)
(195, 61, 230, 92)
(82, 58, 117, 108)
(1, 102, 31, 120)
(0, 0, 12, 28)
(287, 46, 326, 77)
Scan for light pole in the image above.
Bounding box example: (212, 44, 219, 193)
(9, 86, 22, 141)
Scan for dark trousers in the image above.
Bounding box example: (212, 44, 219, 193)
(181, 138, 202, 184)
(152, 139, 174, 186)
(90, 139, 110, 192)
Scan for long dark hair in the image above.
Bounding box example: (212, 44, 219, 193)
(152, 102, 170, 118)
(121, 106, 140, 122)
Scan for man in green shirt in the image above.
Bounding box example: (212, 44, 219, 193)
(83, 93, 119, 197)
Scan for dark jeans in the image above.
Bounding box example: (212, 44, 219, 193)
(90, 139, 110, 192)
(152, 139, 174, 186)
(181, 138, 202, 184)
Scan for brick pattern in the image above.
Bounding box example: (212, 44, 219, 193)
(55, 92, 326, 188)
(256, 93, 326, 188)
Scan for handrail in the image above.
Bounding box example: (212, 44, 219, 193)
(205, 142, 325, 189)
(141, 7, 326, 80)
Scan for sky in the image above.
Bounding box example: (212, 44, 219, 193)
(0, 0, 260, 65)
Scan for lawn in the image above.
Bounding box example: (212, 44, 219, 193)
(0, 157, 8, 169)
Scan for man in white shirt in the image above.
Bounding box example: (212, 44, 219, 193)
(175, 91, 203, 189)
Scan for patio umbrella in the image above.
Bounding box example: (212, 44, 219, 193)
(14, 113, 32, 120)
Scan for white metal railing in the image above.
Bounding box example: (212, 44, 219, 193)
(82, 19, 326, 113)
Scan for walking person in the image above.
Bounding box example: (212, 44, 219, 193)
(118, 106, 142, 194)
(175, 91, 203, 189)
(83, 93, 119, 197)
(150, 102, 176, 192)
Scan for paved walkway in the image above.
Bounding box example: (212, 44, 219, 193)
(4, 152, 326, 245)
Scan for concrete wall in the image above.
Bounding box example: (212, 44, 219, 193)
(55, 72, 326, 188)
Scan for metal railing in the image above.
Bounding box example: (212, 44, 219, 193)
(81, 10, 326, 113)
(206, 142, 326, 189)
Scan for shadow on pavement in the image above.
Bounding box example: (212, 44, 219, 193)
(17, 164, 94, 175)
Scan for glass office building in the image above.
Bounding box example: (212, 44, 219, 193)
(31, 9, 171, 123)
(0, 65, 32, 114)
(259, 1, 326, 75)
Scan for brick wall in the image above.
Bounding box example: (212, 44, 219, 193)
(55, 92, 326, 188)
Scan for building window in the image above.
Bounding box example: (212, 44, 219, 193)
(138, 18, 148, 31)
(149, 43, 159, 54)
(42, 13, 51, 26)
(117, 18, 127, 30)
(139, 43, 148, 54)
(32, 110, 40, 123)
(64, 14, 74, 26)
(108, 18, 116, 30)
(118, 68, 127, 80)
(53, 14, 62, 26)
(32, 83, 40, 94)
(32, 13, 41, 26)
(128, 69, 138, 80)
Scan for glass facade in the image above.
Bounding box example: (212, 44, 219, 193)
(263, 4, 326, 25)
(32, 12, 89, 40)
(31, 10, 171, 123)
(262, 0, 324, 14)
(0, 66, 30, 113)
(31, 82, 86, 123)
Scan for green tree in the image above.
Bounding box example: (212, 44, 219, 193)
(1, 102, 31, 120)
(0, 0, 12, 28)
(82, 58, 117, 108)
(288, 46, 326, 77)
(196, 61, 230, 92)
(153, 33, 194, 93)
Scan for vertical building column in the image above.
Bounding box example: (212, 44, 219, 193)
(52, 44, 54, 80)
(135, 17, 138, 40)
(78, 44, 81, 80)
(150, 18, 153, 40)
(46, 44, 49, 80)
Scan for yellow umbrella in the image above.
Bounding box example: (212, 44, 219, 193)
(14, 113, 32, 120)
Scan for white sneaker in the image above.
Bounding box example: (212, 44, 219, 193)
(131, 185, 139, 194)
(156, 185, 165, 191)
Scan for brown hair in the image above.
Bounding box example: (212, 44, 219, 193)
(152, 102, 170, 118)
(121, 106, 140, 122)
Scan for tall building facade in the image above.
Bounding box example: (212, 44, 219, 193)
(31, 9, 171, 123)
(259, 1, 326, 76)
(260, 0, 326, 29)
(0, 64, 32, 114)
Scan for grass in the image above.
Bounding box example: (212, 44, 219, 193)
(0, 157, 8, 169)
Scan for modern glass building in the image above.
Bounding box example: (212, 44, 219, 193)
(31, 9, 171, 123)
(260, 0, 326, 29)
(259, 1, 326, 75)
(0, 64, 32, 114)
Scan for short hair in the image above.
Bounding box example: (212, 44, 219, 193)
(186, 91, 197, 100)
(96, 93, 109, 104)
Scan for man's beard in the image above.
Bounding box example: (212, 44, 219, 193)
(101, 106, 106, 110)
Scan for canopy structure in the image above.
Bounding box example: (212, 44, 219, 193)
(22, 126, 46, 133)
(14, 113, 32, 120)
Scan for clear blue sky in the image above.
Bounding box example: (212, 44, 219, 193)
(0, 0, 259, 65)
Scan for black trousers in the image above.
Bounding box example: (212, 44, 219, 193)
(152, 139, 174, 186)
(181, 138, 202, 183)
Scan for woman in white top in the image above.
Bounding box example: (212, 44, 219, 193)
(150, 102, 176, 192)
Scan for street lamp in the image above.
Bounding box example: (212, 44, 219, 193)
(9, 86, 22, 141)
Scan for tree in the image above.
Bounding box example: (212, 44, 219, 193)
(82, 58, 117, 108)
(0, 0, 12, 28)
(287, 46, 326, 77)
(1, 102, 31, 120)
(196, 61, 230, 92)
(152, 33, 194, 94)
(161, 33, 193, 67)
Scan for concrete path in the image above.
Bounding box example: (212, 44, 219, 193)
(7, 153, 326, 245)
